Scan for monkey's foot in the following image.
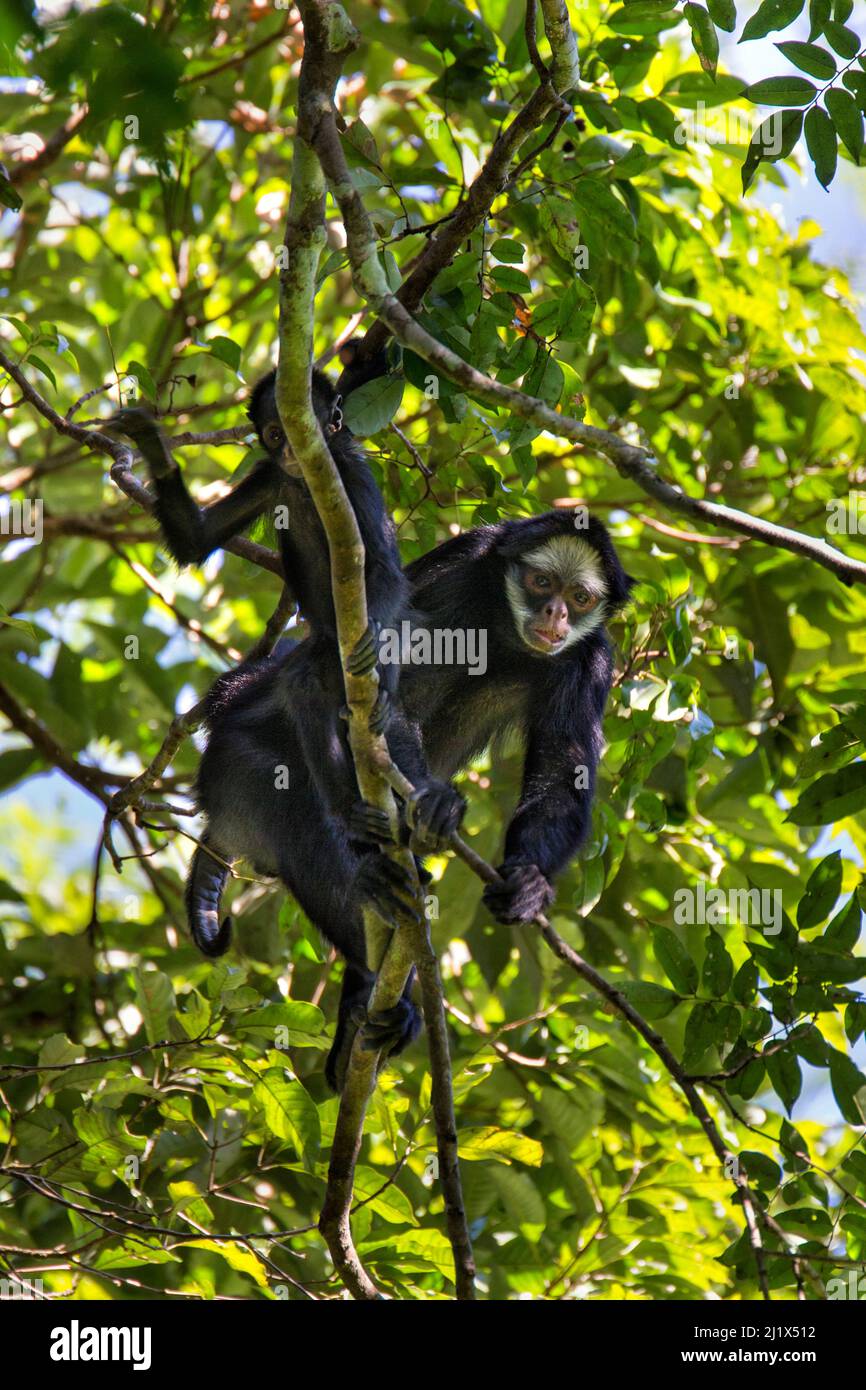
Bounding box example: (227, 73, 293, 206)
(346, 620, 382, 677)
(348, 801, 395, 846)
(357, 998, 423, 1057)
(483, 861, 555, 924)
(354, 854, 420, 929)
(407, 781, 466, 853)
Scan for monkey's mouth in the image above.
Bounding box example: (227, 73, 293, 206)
(278, 448, 304, 479)
(527, 625, 567, 652)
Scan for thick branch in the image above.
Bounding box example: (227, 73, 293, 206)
(288, 0, 475, 1301)
(353, 85, 570, 371)
(298, 125, 866, 587)
(539, 0, 581, 90)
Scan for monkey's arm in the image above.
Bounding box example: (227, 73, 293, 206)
(485, 641, 613, 923)
(107, 407, 280, 567)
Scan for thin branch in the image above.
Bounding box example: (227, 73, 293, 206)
(9, 106, 89, 186)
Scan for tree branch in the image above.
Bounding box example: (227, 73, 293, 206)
(0, 346, 284, 579)
(284, 0, 475, 1301)
(298, 131, 866, 586)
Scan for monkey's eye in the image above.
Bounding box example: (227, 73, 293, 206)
(525, 570, 552, 593)
(571, 584, 598, 612)
(264, 422, 285, 451)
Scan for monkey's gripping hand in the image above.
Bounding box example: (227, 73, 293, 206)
(483, 860, 555, 924)
(354, 852, 420, 930)
(104, 406, 175, 480)
(406, 782, 466, 853)
(346, 620, 381, 677)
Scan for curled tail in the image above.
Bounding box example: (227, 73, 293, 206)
(186, 839, 233, 957)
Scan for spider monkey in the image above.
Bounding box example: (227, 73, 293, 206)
(107, 349, 465, 1088)
(190, 509, 632, 1089)
(399, 510, 634, 923)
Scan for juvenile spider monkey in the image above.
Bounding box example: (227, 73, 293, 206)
(107, 349, 465, 1088)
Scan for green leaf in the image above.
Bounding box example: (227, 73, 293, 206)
(775, 39, 836, 79)
(829, 1052, 866, 1124)
(797, 850, 843, 929)
(254, 1069, 320, 1168)
(186, 1239, 269, 1289)
(766, 1048, 802, 1114)
(776, 1206, 831, 1237)
(652, 926, 699, 994)
(805, 103, 838, 185)
(556, 278, 596, 345)
(489, 238, 524, 263)
(0, 168, 22, 211)
(787, 760, 866, 825)
(134, 968, 174, 1045)
(747, 75, 817, 105)
(823, 20, 859, 57)
(490, 265, 532, 293)
(341, 372, 405, 435)
(618, 980, 681, 1018)
(607, 4, 681, 36)
(808, 0, 831, 39)
(203, 335, 241, 371)
(826, 87, 864, 160)
(845, 1002, 866, 1044)
(740, 1150, 782, 1188)
(684, 3, 719, 77)
(732, 958, 759, 1004)
(703, 930, 734, 997)
(741, 0, 805, 42)
(127, 358, 157, 403)
(683, 1001, 720, 1068)
(661, 72, 745, 107)
(741, 109, 803, 189)
(707, 0, 737, 32)
(28, 353, 57, 388)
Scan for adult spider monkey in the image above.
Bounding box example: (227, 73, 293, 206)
(107, 349, 465, 1088)
(186, 508, 633, 1088)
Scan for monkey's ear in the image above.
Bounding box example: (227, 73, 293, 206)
(338, 338, 361, 369)
(335, 338, 402, 400)
(607, 565, 636, 610)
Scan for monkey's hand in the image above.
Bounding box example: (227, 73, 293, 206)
(355, 997, 422, 1058)
(347, 801, 395, 847)
(346, 620, 382, 677)
(354, 853, 420, 929)
(483, 861, 555, 924)
(104, 406, 175, 479)
(406, 781, 466, 853)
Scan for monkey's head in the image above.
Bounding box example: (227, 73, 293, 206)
(247, 368, 343, 474)
(500, 513, 633, 657)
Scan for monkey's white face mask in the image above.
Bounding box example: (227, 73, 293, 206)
(505, 534, 610, 656)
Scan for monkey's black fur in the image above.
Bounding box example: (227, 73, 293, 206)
(192, 511, 633, 1080)
(400, 511, 633, 922)
(188, 639, 431, 1090)
(107, 353, 463, 1089)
